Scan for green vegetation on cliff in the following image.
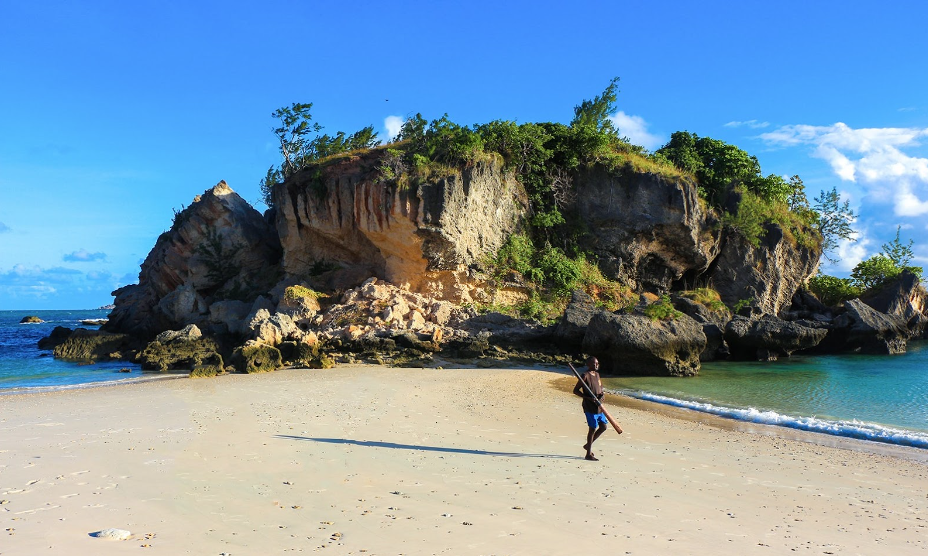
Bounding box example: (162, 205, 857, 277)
(260, 102, 379, 206)
(264, 80, 842, 315)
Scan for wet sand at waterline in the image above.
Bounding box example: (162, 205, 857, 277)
(2, 366, 926, 554)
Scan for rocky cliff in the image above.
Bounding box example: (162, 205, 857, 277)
(105, 181, 281, 338)
(275, 151, 527, 302)
(707, 225, 821, 316)
(95, 149, 840, 376)
(574, 167, 721, 292)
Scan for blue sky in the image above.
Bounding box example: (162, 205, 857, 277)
(2, 0, 927, 309)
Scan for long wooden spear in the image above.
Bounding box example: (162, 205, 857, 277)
(568, 362, 623, 435)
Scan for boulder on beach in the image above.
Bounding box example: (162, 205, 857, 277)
(582, 310, 706, 376)
(231, 342, 283, 373)
(135, 336, 221, 372)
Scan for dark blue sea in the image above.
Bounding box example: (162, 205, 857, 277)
(0, 309, 184, 394)
(603, 342, 928, 450)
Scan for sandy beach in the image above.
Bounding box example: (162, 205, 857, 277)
(2, 366, 926, 555)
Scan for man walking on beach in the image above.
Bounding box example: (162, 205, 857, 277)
(573, 356, 608, 461)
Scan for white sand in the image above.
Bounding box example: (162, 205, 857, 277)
(1, 366, 926, 555)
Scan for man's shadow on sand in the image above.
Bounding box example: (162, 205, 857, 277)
(274, 435, 578, 459)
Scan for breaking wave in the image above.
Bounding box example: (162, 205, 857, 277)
(616, 389, 928, 450)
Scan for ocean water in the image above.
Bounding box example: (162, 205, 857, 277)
(0, 309, 183, 394)
(603, 342, 928, 449)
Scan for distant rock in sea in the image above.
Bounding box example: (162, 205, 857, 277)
(80, 319, 108, 326)
(20, 315, 43, 324)
(96, 304, 116, 310)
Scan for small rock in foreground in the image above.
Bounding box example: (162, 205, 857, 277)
(89, 528, 132, 540)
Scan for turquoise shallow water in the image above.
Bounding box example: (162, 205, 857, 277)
(0, 309, 183, 393)
(603, 342, 928, 449)
(5, 309, 928, 448)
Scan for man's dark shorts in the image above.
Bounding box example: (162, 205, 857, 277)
(585, 412, 608, 428)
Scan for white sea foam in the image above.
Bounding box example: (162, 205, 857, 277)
(0, 374, 187, 396)
(616, 389, 928, 450)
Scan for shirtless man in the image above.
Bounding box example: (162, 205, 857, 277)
(573, 356, 607, 461)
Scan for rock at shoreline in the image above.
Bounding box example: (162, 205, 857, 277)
(583, 311, 706, 376)
(724, 314, 828, 361)
(831, 299, 909, 354)
(38, 326, 73, 350)
(80, 319, 108, 326)
(52, 329, 135, 362)
(20, 315, 43, 324)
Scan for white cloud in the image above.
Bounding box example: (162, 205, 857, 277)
(761, 122, 928, 216)
(608, 111, 663, 150)
(384, 116, 404, 142)
(724, 120, 770, 129)
(818, 229, 871, 275)
(63, 249, 107, 262)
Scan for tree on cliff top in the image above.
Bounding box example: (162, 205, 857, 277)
(260, 103, 379, 207)
(812, 186, 857, 263)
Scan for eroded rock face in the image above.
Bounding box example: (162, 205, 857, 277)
(105, 181, 281, 338)
(582, 311, 706, 376)
(574, 167, 721, 291)
(275, 151, 527, 301)
(707, 225, 821, 317)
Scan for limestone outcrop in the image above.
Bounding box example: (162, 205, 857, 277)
(275, 151, 527, 301)
(574, 167, 721, 292)
(706, 225, 821, 316)
(66, 150, 837, 377)
(105, 181, 281, 338)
